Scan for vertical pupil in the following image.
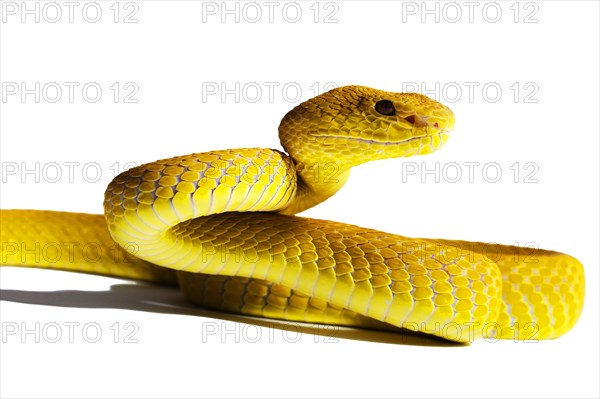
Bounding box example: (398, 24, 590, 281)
(375, 100, 395, 115)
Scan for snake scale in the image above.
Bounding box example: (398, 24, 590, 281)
(0, 86, 584, 342)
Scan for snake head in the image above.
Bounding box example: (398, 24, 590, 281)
(279, 85, 455, 168)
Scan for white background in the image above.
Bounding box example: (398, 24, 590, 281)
(1, 1, 599, 398)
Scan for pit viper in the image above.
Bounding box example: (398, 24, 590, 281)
(0, 85, 585, 342)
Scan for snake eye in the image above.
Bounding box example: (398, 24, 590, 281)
(375, 100, 396, 116)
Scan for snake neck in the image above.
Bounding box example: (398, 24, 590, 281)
(277, 159, 352, 216)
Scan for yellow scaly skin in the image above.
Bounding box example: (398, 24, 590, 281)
(0, 86, 584, 342)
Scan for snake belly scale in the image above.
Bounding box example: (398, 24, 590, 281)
(0, 85, 584, 342)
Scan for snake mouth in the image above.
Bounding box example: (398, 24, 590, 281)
(315, 128, 451, 148)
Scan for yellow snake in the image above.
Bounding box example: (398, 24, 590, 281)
(0, 85, 584, 343)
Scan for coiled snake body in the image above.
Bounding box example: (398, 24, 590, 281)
(0, 86, 584, 342)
